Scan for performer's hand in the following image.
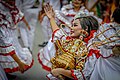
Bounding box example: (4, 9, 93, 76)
(51, 68, 64, 77)
(44, 3, 54, 19)
(39, 13, 46, 23)
(18, 62, 28, 73)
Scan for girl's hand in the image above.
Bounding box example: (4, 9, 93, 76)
(18, 62, 28, 73)
(39, 13, 46, 23)
(44, 3, 54, 19)
(51, 68, 64, 77)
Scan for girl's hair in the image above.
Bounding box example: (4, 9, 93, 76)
(77, 16, 99, 34)
(112, 7, 120, 24)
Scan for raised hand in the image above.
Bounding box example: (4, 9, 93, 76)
(18, 62, 28, 73)
(44, 3, 54, 19)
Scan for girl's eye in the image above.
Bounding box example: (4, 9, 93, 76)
(74, 24, 78, 27)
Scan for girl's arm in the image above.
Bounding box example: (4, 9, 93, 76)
(44, 3, 59, 32)
(11, 52, 27, 73)
(22, 16, 31, 30)
(51, 68, 73, 79)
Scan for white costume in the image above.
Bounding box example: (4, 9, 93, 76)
(40, 16, 53, 43)
(39, 0, 61, 10)
(0, 65, 8, 80)
(16, 0, 38, 51)
(55, 3, 102, 30)
(71, 23, 120, 80)
(38, 7, 97, 71)
(0, 0, 33, 73)
(38, 0, 61, 43)
(38, 4, 85, 63)
(49, 0, 61, 10)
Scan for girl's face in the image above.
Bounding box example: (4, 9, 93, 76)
(72, 0, 83, 8)
(71, 19, 82, 37)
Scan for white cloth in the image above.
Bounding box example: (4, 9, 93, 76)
(41, 16, 52, 42)
(39, 0, 60, 42)
(38, 29, 66, 71)
(49, 0, 61, 10)
(0, 1, 33, 73)
(38, 0, 61, 11)
(0, 65, 8, 80)
(16, 0, 35, 12)
(20, 8, 38, 50)
(72, 23, 120, 80)
(16, 0, 38, 50)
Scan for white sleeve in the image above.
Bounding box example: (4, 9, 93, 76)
(52, 29, 66, 42)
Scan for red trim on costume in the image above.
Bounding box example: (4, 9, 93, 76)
(66, 14, 75, 17)
(4, 59, 34, 73)
(60, 35, 65, 40)
(71, 70, 78, 80)
(66, 36, 72, 40)
(88, 49, 100, 59)
(46, 75, 50, 80)
(88, 49, 113, 59)
(80, 70, 86, 80)
(0, 11, 11, 27)
(84, 30, 96, 43)
(0, 44, 12, 48)
(16, 16, 24, 24)
(51, 29, 60, 42)
(0, 0, 20, 25)
(58, 19, 66, 24)
(0, 50, 15, 56)
(38, 53, 51, 71)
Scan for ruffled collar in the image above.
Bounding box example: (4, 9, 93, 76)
(84, 30, 97, 43)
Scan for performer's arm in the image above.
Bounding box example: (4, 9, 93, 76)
(11, 53, 27, 73)
(44, 3, 59, 32)
(22, 16, 31, 30)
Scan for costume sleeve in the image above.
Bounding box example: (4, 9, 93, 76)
(0, 27, 15, 56)
(51, 29, 66, 42)
(96, 23, 120, 47)
(16, 0, 35, 12)
(71, 54, 97, 80)
(55, 10, 71, 27)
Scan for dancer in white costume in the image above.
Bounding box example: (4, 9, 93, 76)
(38, 3, 99, 74)
(55, 0, 102, 32)
(0, 65, 8, 80)
(0, 0, 33, 73)
(49, 7, 120, 80)
(38, 0, 101, 71)
(55, 0, 86, 29)
(16, 0, 38, 51)
(38, 2, 87, 65)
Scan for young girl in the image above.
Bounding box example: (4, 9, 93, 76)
(0, 0, 33, 73)
(55, 0, 87, 30)
(49, 6, 120, 80)
(38, 3, 99, 79)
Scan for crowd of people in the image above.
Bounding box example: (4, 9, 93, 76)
(0, 0, 120, 80)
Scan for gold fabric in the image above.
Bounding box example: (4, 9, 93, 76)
(50, 39, 88, 70)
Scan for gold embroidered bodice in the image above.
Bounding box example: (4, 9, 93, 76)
(50, 39, 88, 70)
